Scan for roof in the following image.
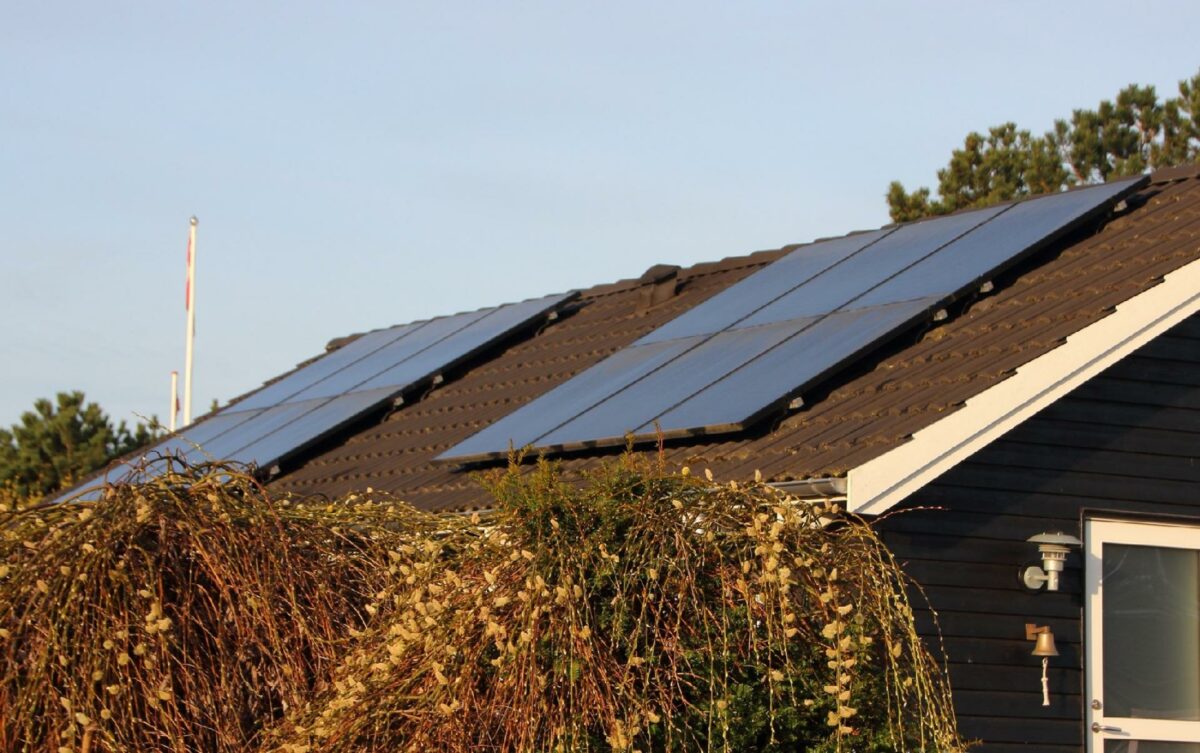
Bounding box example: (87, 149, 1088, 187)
(255, 167, 1200, 512)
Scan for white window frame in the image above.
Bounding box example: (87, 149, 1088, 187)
(1085, 517, 1200, 749)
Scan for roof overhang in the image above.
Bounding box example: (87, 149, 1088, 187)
(845, 254, 1200, 515)
(769, 477, 847, 499)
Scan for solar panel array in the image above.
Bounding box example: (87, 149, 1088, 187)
(63, 291, 575, 500)
(440, 176, 1146, 463)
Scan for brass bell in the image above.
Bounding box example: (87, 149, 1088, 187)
(1026, 623, 1058, 657)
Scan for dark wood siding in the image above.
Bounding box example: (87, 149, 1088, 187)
(878, 313, 1200, 750)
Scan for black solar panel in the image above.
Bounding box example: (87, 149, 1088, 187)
(646, 297, 939, 436)
(284, 310, 494, 402)
(180, 399, 328, 462)
(638, 228, 892, 344)
(855, 180, 1138, 309)
(185, 291, 573, 472)
(224, 388, 397, 470)
(231, 323, 422, 411)
(439, 176, 1146, 463)
(438, 334, 701, 461)
(738, 204, 1005, 328)
(57, 292, 574, 499)
(536, 319, 813, 449)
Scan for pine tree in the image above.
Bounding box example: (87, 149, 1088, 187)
(888, 70, 1200, 222)
(0, 391, 158, 498)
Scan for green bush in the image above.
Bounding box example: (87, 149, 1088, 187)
(269, 457, 964, 753)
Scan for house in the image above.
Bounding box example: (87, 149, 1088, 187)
(86, 166, 1200, 750)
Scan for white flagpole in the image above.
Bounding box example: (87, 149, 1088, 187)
(170, 370, 179, 432)
(183, 216, 198, 426)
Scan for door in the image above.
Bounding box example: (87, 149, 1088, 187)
(1086, 518, 1200, 752)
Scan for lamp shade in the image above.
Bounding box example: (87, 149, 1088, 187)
(1027, 532, 1082, 547)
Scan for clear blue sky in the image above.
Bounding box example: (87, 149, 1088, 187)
(2, 1, 1198, 430)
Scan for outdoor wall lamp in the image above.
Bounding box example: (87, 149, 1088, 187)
(1026, 623, 1059, 706)
(1019, 532, 1083, 591)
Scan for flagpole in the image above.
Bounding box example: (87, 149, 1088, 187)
(183, 216, 198, 426)
(169, 370, 179, 432)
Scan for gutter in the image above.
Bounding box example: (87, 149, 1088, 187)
(768, 476, 847, 500)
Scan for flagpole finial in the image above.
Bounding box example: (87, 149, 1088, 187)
(190, 216, 198, 226)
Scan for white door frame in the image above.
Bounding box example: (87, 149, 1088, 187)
(1085, 517, 1200, 749)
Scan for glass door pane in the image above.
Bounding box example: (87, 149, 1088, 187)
(1103, 543, 1200, 721)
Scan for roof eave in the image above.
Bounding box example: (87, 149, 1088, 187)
(769, 477, 848, 499)
(845, 254, 1200, 516)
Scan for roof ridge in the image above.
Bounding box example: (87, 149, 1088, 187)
(1150, 164, 1200, 184)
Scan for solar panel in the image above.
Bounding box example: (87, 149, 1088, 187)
(645, 297, 940, 436)
(536, 319, 816, 449)
(437, 334, 702, 461)
(439, 176, 1146, 463)
(354, 293, 579, 394)
(178, 399, 329, 462)
(188, 291, 573, 470)
(284, 309, 494, 402)
(55, 291, 574, 500)
(57, 470, 123, 502)
(231, 323, 422, 411)
(854, 178, 1141, 309)
(224, 388, 397, 470)
(638, 228, 892, 344)
(60, 410, 265, 500)
(737, 203, 1005, 328)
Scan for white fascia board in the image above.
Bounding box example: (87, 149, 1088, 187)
(846, 256, 1200, 516)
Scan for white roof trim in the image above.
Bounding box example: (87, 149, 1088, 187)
(846, 255, 1200, 515)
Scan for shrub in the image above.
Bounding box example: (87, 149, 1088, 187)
(0, 462, 417, 753)
(268, 458, 964, 752)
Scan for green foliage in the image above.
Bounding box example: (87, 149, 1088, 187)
(889, 69, 1200, 221)
(271, 458, 964, 752)
(0, 391, 158, 499)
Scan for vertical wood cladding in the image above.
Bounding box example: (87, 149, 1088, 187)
(877, 313, 1200, 751)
